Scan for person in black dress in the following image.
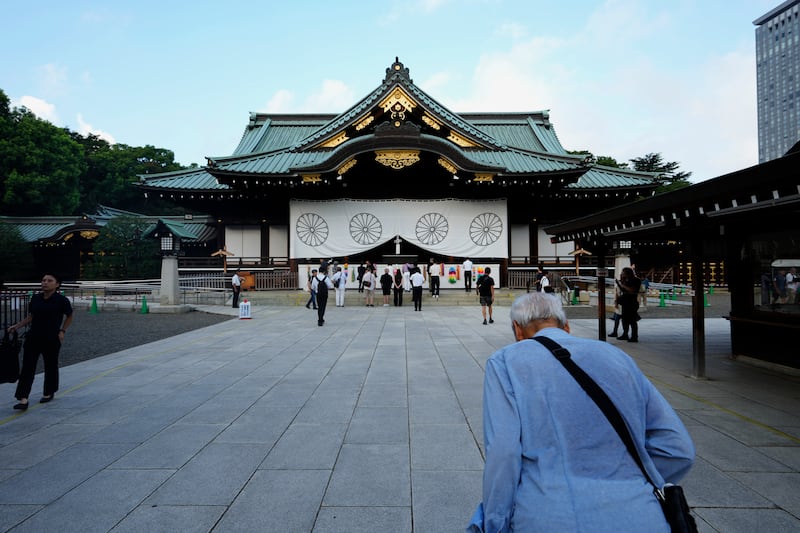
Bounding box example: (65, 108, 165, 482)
(8, 273, 74, 410)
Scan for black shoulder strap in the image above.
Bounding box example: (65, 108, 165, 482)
(532, 336, 659, 490)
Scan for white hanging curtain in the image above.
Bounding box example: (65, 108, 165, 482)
(289, 198, 508, 258)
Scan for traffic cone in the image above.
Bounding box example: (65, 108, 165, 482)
(89, 295, 99, 314)
(140, 295, 149, 314)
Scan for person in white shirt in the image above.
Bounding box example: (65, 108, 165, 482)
(428, 258, 441, 298)
(462, 258, 474, 293)
(310, 263, 335, 326)
(231, 269, 242, 308)
(402, 263, 412, 292)
(332, 266, 347, 307)
(410, 266, 425, 311)
(539, 272, 550, 292)
(362, 267, 376, 307)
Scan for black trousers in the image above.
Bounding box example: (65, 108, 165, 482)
(232, 288, 241, 308)
(317, 294, 329, 324)
(16, 336, 61, 400)
(393, 287, 403, 306)
(412, 287, 423, 310)
(430, 276, 440, 296)
(464, 271, 472, 292)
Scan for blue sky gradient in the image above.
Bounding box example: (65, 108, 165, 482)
(1, 0, 778, 182)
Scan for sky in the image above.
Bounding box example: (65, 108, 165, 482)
(0, 0, 780, 183)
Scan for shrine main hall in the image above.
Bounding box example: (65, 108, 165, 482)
(138, 59, 659, 287)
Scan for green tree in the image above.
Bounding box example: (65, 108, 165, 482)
(82, 217, 160, 279)
(70, 133, 184, 213)
(629, 152, 691, 192)
(0, 221, 34, 282)
(567, 150, 628, 168)
(0, 95, 85, 215)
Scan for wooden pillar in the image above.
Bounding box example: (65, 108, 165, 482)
(690, 237, 706, 379)
(529, 221, 539, 263)
(260, 220, 270, 264)
(597, 242, 607, 340)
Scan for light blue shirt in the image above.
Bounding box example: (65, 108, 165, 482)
(472, 327, 694, 533)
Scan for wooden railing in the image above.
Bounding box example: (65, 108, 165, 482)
(179, 256, 290, 269)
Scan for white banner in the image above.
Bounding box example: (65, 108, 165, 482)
(289, 198, 508, 258)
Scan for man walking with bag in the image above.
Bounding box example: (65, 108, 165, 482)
(468, 292, 695, 532)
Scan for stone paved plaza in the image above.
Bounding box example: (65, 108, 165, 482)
(1, 302, 799, 532)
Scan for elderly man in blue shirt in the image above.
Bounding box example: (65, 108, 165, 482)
(469, 292, 695, 532)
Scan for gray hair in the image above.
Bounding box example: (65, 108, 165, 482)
(509, 292, 567, 329)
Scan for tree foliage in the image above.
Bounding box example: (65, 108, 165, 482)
(0, 96, 85, 215)
(569, 149, 691, 193)
(69, 132, 184, 213)
(629, 152, 691, 193)
(567, 150, 628, 169)
(0, 88, 185, 217)
(82, 217, 160, 280)
(0, 222, 33, 282)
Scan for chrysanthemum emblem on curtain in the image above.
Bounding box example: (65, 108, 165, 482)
(470, 213, 503, 246)
(416, 212, 449, 245)
(296, 213, 329, 246)
(349, 213, 382, 245)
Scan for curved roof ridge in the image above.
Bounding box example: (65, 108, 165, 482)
(289, 58, 506, 151)
(289, 82, 390, 151)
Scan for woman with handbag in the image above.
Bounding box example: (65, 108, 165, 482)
(616, 267, 642, 342)
(468, 292, 695, 532)
(7, 273, 74, 410)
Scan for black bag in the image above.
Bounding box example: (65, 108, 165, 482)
(0, 329, 21, 384)
(333, 277, 341, 289)
(533, 336, 698, 533)
(659, 484, 698, 533)
(316, 276, 329, 298)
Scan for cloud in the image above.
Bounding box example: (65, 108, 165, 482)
(430, 1, 757, 182)
(262, 89, 295, 112)
(303, 79, 355, 112)
(12, 95, 59, 123)
(262, 81, 355, 113)
(440, 37, 568, 112)
(37, 63, 68, 95)
(76, 114, 116, 144)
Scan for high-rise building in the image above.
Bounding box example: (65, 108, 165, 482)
(754, 0, 800, 163)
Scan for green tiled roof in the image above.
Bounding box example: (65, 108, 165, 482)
(138, 60, 658, 194)
(1, 208, 216, 244)
(138, 168, 229, 191)
(568, 165, 659, 189)
(233, 116, 332, 156)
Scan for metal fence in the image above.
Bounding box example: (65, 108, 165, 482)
(0, 291, 30, 330)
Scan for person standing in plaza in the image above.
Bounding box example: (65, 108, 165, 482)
(362, 266, 376, 307)
(380, 267, 393, 306)
(410, 266, 425, 311)
(311, 264, 334, 326)
(462, 257, 473, 293)
(8, 273, 74, 410)
(616, 267, 642, 342)
(393, 267, 404, 306)
(357, 262, 367, 293)
(476, 267, 495, 325)
(428, 258, 441, 298)
(468, 292, 694, 532)
(332, 266, 346, 307)
(402, 263, 412, 293)
(305, 269, 318, 310)
(231, 269, 242, 308)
